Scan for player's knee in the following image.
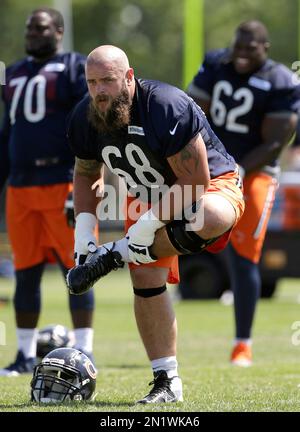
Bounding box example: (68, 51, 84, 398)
(133, 285, 167, 298)
(14, 265, 43, 312)
(130, 266, 169, 288)
(199, 194, 236, 237)
(69, 288, 95, 310)
(166, 219, 220, 254)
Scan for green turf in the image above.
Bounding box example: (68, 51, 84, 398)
(0, 267, 300, 412)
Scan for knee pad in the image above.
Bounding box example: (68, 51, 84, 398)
(14, 263, 44, 312)
(133, 285, 167, 298)
(166, 219, 219, 254)
(69, 288, 95, 311)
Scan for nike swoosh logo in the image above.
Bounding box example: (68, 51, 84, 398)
(169, 121, 179, 135)
(128, 244, 147, 255)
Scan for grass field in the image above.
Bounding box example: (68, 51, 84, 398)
(0, 266, 300, 412)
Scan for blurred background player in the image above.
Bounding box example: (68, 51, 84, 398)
(187, 20, 299, 366)
(284, 118, 300, 171)
(0, 7, 95, 376)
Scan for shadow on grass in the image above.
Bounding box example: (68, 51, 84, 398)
(0, 403, 34, 409)
(104, 364, 146, 369)
(89, 401, 134, 408)
(0, 400, 134, 410)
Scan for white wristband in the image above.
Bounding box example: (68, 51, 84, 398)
(75, 212, 97, 237)
(74, 213, 98, 263)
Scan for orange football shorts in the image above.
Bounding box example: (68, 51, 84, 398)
(230, 172, 278, 263)
(124, 167, 245, 283)
(6, 184, 75, 270)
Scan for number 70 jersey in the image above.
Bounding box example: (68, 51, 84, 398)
(1, 52, 87, 187)
(188, 48, 300, 163)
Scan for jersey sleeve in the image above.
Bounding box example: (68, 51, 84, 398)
(187, 51, 220, 98)
(265, 64, 300, 114)
(67, 97, 99, 160)
(68, 53, 88, 104)
(150, 87, 204, 158)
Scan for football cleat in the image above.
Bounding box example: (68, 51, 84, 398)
(66, 245, 124, 295)
(0, 350, 36, 377)
(230, 342, 252, 367)
(136, 370, 183, 404)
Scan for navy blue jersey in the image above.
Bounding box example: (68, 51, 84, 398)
(189, 49, 300, 164)
(68, 79, 236, 200)
(0, 52, 87, 190)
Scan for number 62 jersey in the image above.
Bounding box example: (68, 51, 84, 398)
(0, 52, 87, 190)
(188, 48, 300, 163)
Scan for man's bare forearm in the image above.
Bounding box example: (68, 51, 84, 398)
(73, 157, 103, 216)
(154, 133, 210, 223)
(239, 141, 285, 174)
(240, 113, 298, 174)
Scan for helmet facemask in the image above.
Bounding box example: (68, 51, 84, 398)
(31, 362, 88, 403)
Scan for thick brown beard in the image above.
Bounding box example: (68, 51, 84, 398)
(88, 89, 131, 135)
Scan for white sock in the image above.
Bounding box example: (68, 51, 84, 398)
(74, 328, 94, 354)
(234, 338, 252, 346)
(97, 238, 130, 262)
(151, 356, 178, 378)
(16, 328, 38, 359)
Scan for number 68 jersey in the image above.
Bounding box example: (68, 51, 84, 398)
(68, 78, 237, 201)
(188, 48, 300, 163)
(0, 52, 87, 189)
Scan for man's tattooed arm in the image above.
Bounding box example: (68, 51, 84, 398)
(146, 133, 211, 223)
(167, 133, 210, 187)
(73, 158, 104, 216)
(74, 157, 103, 177)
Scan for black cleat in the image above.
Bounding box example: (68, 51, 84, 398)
(136, 370, 183, 404)
(0, 350, 36, 377)
(66, 246, 124, 295)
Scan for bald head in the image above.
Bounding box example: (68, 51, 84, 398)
(85, 45, 135, 104)
(86, 45, 130, 73)
(231, 20, 270, 74)
(236, 20, 269, 44)
(85, 45, 134, 130)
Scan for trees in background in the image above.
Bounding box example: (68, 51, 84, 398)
(0, 0, 298, 88)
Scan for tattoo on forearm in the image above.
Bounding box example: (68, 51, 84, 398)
(75, 157, 101, 177)
(173, 139, 200, 176)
